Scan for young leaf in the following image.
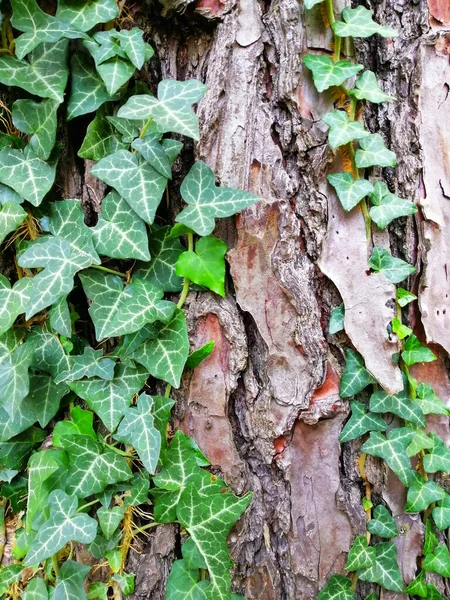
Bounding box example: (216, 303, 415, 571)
(131, 133, 173, 179)
(391, 317, 412, 339)
(339, 401, 387, 443)
(317, 575, 354, 600)
(404, 570, 427, 598)
(68, 54, 118, 120)
(112, 573, 135, 595)
(78, 108, 128, 161)
(23, 576, 49, 599)
(397, 287, 417, 307)
(367, 505, 398, 538)
(345, 536, 376, 571)
(186, 341, 215, 368)
(355, 134, 397, 168)
(53, 561, 91, 600)
(327, 173, 373, 212)
(97, 506, 124, 540)
(56, 0, 119, 31)
(368, 246, 416, 284)
(423, 435, 450, 473)
(332, 6, 397, 38)
(361, 428, 415, 486)
(402, 334, 436, 366)
(416, 383, 449, 416)
(329, 303, 345, 334)
(113, 28, 148, 69)
(406, 429, 434, 457)
(322, 110, 369, 149)
(118, 79, 208, 140)
(369, 387, 425, 427)
(405, 472, 446, 513)
(423, 544, 450, 578)
(0, 275, 31, 336)
(165, 559, 209, 600)
(358, 541, 403, 592)
(176, 236, 227, 296)
(369, 182, 417, 229)
(302, 55, 363, 93)
(432, 494, 450, 531)
(87, 582, 108, 600)
(52, 406, 96, 448)
(339, 349, 375, 397)
(24, 490, 97, 565)
(349, 71, 396, 103)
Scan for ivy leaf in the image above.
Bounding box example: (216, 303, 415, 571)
(427, 585, 445, 600)
(339, 349, 375, 398)
(432, 494, 450, 531)
(0, 40, 69, 102)
(53, 560, 90, 600)
(423, 544, 450, 578)
(402, 335, 436, 366)
(317, 575, 354, 600)
(78, 108, 128, 161)
(367, 505, 398, 538)
(0, 276, 31, 336)
(322, 110, 369, 149)
(68, 54, 118, 120)
(24, 490, 97, 565)
(329, 303, 344, 334)
(362, 428, 415, 486)
(349, 71, 396, 103)
(391, 317, 412, 340)
(96, 506, 124, 540)
(0, 565, 23, 595)
(112, 573, 135, 595)
(23, 577, 49, 599)
(424, 518, 438, 556)
(368, 246, 416, 284)
(61, 434, 132, 498)
(117, 79, 208, 140)
(165, 559, 209, 600)
(369, 182, 417, 229)
(177, 485, 252, 600)
(92, 191, 150, 261)
(332, 6, 397, 38)
(404, 570, 428, 598)
(113, 393, 161, 474)
(69, 363, 147, 432)
(327, 173, 373, 212)
(107, 115, 141, 143)
(369, 387, 425, 427)
(358, 541, 403, 592)
(339, 401, 387, 443)
(407, 429, 434, 457)
(49, 295, 71, 338)
(27, 372, 68, 427)
(52, 406, 96, 448)
(405, 472, 446, 513)
(79, 270, 123, 341)
(131, 133, 173, 179)
(88, 582, 108, 600)
(397, 287, 417, 307)
(423, 435, 450, 473)
(12, 99, 59, 160)
(0, 340, 34, 414)
(96, 56, 135, 96)
(90, 150, 167, 224)
(113, 28, 148, 69)
(416, 383, 449, 416)
(176, 236, 227, 297)
(132, 308, 189, 387)
(304, 0, 324, 8)
(176, 161, 259, 236)
(0, 148, 57, 207)
(186, 341, 215, 369)
(355, 134, 396, 168)
(151, 395, 175, 457)
(56, 0, 119, 32)
(345, 536, 376, 571)
(302, 55, 363, 92)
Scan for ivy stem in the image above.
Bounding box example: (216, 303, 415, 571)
(77, 498, 101, 513)
(325, 0, 341, 62)
(176, 233, 194, 310)
(164, 383, 172, 398)
(131, 521, 167, 536)
(91, 264, 128, 278)
(52, 554, 60, 578)
(140, 117, 153, 139)
(0, 499, 5, 563)
(359, 451, 372, 544)
(104, 442, 135, 458)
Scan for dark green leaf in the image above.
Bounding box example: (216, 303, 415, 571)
(339, 349, 375, 397)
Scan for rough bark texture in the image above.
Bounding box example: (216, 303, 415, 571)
(59, 0, 450, 598)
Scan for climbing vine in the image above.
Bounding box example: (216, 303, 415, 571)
(0, 1, 258, 598)
(303, 1, 450, 599)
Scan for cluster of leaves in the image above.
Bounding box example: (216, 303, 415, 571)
(305, 2, 450, 599)
(0, 1, 259, 598)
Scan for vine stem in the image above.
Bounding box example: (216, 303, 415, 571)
(177, 233, 194, 310)
(140, 117, 153, 139)
(0, 499, 5, 563)
(77, 498, 101, 513)
(359, 451, 372, 544)
(91, 264, 128, 278)
(325, 0, 341, 62)
(52, 554, 60, 578)
(103, 442, 135, 457)
(131, 521, 168, 536)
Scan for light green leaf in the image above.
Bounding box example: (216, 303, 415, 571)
(92, 191, 150, 261)
(368, 246, 416, 284)
(397, 287, 416, 307)
(131, 133, 173, 179)
(333, 6, 398, 38)
(23, 577, 49, 600)
(339, 349, 375, 398)
(0, 275, 31, 335)
(345, 536, 376, 571)
(68, 54, 118, 120)
(97, 506, 124, 540)
(49, 295, 71, 338)
(24, 490, 97, 565)
(112, 572, 135, 595)
(327, 173, 373, 212)
(424, 518, 438, 555)
(0, 340, 34, 414)
(339, 401, 387, 443)
(369, 182, 417, 228)
(349, 71, 396, 103)
(84, 32, 126, 66)
(423, 435, 450, 473)
(69, 363, 147, 431)
(53, 560, 90, 600)
(402, 334, 436, 366)
(367, 505, 398, 538)
(56, 0, 119, 32)
(416, 383, 449, 416)
(362, 428, 415, 486)
(426, 584, 445, 600)
(355, 134, 396, 168)
(78, 107, 128, 161)
(404, 570, 427, 598)
(391, 317, 412, 339)
(432, 494, 450, 531)
(96, 56, 135, 95)
(165, 559, 209, 600)
(302, 55, 363, 92)
(322, 110, 369, 149)
(27, 372, 68, 427)
(176, 161, 259, 236)
(52, 406, 96, 447)
(87, 582, 108, 600)
(186, 341, 215, 369)
(0, 40, 69, 102)
(106, 115, 141, 142)
(407, 429, 434, 457)
(117, 79, 208, 140)
(329, 303, 344, 334)
(90, 150, 167, 224)
(369, 387, 425, 427)
(132, 308, 189, 387)
(358, 541, 403, 592)
(423, 544, 450, 578)
(113, 393, 161, 474)
(0, 147, 57, 206)
(405, 472, 446, 512)
(317, 575, 354, 600)
(176, 236, 227, 296)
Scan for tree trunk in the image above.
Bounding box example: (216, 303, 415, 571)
(63, 0, 450, 598)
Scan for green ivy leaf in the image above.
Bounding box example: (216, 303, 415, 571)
(118, 79, 208, 140)
(339, 401, 387, 443)
(426, 584, 445, 600)
(69, 363, 147, 432)
(55, 347, 114, 385)
(90, 150, 167, 224)
(416, 383, 449, 416)
(402, 335, 436, 366)
(92, 192, 150, 261)
(106, 115, 141, 143)
(87, 582, 108, 600)
(404, 570, 427, 598)
(0, 564, 23, 595)
(423, 544, 450, 578)
(327, 173, 373, 212)
(0, 40, 69, 102)
(12, 98, 59, 160)
(349, 71, 396, 103)
(369, 387, 425, 427)
(24, 490, 97, 565)
(165, 559, 209, 600)
(432, 494, 450, 531)
(56, 0, 119, 32)
(96, 506, 124, 540)
(0, 276, 31, 336)
(317, 575, 354, 600)
(79, 270, 123, 341)
(322, 110, 369, 149)
(52, 406, 96, 448)
(329, 303, 345, 334)
(0, 339, 34, 414)
(355, 134, 396, 168)
(78, 107, 128, 161)
(96, 56, 135, 96)
(68, 54, 118, 120)
(369, 182, 417, 229)
(391, 317, 412, 339)
(186, 341, 215, 369)
(0, 425, 45, 471)
(345, 535, 376, 571)
(368, 246, 416, 284)
(49, 296, 71, 338)
(405, 472, 446, 512)
(339, 349, 375, 398)
(176, 161, 259, 236)
(407, 429, 434, 457)
(367, 505, 398, 538)
(113, 393, 161, 474)
(358, 541, 403, 592)
(27, 372, 68, 427)
(176, 236, 227, 297)
(362, 428, 415, 485)
(113, 28, 148, 69)
(302, 55, 363, 92)
(304, 0, 324, 8)
(132, 308, 189, 387)
(423, 434, 450, 473)
(397, 287, 417, 307)
(131, 133, 173, 179)
(332, 6, 397, 38)
(112, 572, 135, 595)
(53, 560, 90, 600)
(23, 577, 49, 599)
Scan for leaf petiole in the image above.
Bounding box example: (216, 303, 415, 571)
(91, 264, 128, 278)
